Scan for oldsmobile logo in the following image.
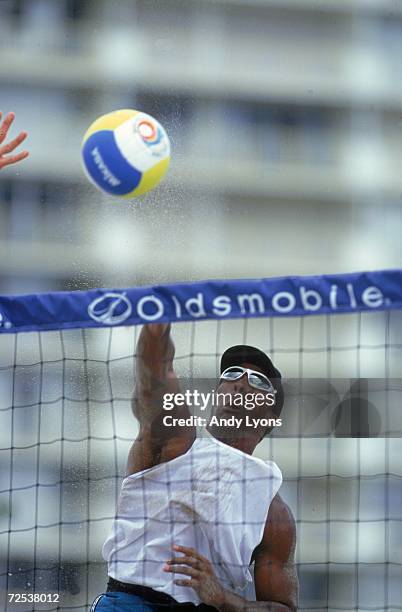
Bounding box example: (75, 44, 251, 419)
(88, 292, 132, 326)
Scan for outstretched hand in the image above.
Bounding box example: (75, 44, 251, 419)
(163, 544, 226, 609)
(0, 112, 29, 170)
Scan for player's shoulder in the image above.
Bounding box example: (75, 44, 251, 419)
(267, 493, 295, 527)
(126, 425, 196, 476)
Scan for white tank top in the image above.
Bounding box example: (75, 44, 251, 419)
(102, 436, 282, 604)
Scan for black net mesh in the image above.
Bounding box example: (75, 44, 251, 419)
(0, 310, 401, 611)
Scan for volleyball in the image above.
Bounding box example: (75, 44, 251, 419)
(81, 109, 170, 197)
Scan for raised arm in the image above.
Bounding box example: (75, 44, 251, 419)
(132, 323, 176, 424)
(127, 323, 195, 475)
(0, 112, 29, 170)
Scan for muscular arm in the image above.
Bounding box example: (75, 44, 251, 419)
(132, 323, 177, 425)
(165, 495, 298, 612)
(127, 323, 195, 475)
(221, 495, 298, 611)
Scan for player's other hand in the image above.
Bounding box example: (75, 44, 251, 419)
(164, 544, 226, 609)
(0, 112, 29, 170)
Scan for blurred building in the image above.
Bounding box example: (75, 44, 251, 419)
(0, 0, 401, 293)
(0, 1, 401, 611)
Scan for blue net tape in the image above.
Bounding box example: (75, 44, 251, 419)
(0, 269, 401, 333)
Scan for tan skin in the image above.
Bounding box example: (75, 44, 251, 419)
(0, 112, 29, 170)
(127, 323, 299, 612)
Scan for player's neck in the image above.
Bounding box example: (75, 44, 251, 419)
(211, 433, 258, 455)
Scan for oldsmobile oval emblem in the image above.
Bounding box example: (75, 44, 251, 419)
(88, 292, 132, 326)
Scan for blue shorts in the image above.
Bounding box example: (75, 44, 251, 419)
(90, 591, 161, 611)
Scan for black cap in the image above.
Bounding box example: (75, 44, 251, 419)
(220, 345, 284, 415)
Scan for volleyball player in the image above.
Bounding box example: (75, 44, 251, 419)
(94, 323, 298, 611)
(0, 112, 29, 170)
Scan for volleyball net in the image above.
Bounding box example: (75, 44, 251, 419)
(0, 269, 401, 611)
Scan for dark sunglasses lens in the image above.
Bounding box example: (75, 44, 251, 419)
(249, 373, 272, 391)
(222, 367, 243, 380)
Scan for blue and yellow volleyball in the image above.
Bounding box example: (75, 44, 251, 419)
(81, 109, 170, 197)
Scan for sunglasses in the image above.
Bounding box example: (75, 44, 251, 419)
(220, 366, 276, 393)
